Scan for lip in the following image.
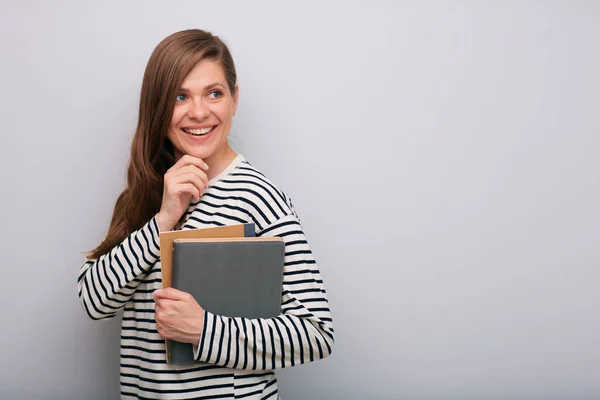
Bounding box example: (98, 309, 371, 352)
(181, 125, 215, 130)
(180, 125, 217, 141)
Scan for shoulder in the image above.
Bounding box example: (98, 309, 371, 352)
(210, 156, 299, 230)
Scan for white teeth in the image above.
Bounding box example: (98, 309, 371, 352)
(184, 127, 214, 135)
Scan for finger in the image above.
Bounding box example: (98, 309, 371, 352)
(153, 290, 165, 303)
(165, 180, 201, 202)
(173, 154, 209, 172)
(156, 322, 166, 338)
(179, 172, 208, 193)
(173, 175, 206, 202)
(155, 305, 171, 321)
(196, 168, 209, 189)
(154, 288, 188, 301)
(153, 293, 177, 307)
(189, 165, 209, 189)
(154, 301, 163, 315)
(172, 166, 209, 189)
(180, 183, 201, 202)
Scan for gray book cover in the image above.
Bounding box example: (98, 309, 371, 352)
(168, 237, 285, 364)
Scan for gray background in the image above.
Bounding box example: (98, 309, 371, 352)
(1, 1, 599, 399)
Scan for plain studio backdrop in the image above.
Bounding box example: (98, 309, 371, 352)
(1, 1, 599, 399)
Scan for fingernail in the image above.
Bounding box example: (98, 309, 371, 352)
(154, 289, 162, 296)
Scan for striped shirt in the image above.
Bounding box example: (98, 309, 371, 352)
(77, 154, 334, 399)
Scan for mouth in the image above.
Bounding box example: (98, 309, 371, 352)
(181, 126, 216, 136)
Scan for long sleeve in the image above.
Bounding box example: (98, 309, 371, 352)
(193, 214, 335, 369)
(77, 216, 162, 320)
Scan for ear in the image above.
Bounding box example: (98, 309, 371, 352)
(233, 83, 239, 115)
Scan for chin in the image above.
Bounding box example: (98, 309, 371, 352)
(182, 147, 215, 160)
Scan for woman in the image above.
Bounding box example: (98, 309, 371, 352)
(77, 29, 334, 399)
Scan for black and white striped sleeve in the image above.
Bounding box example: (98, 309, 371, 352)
(77, 216, 161, 320)
(193, 213, 335, 369)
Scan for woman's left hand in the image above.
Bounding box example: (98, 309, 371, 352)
(153, 288, 205, 345)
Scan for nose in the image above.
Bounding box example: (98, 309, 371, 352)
(188, 98, 210, 120)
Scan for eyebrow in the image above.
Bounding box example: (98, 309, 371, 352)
(179, 82, 225, 93)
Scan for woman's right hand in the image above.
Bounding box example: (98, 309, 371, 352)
(156, 155, 209, 231)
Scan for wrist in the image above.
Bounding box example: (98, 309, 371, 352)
(194, 311, 204, 343)
(156, 212, 174, 232)
(185, 315, 205, 345)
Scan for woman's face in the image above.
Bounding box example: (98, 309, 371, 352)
(167, 59, 238, 165)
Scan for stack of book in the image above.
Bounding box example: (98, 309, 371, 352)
(159, 223, 285, 364)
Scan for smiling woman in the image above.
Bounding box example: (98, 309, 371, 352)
(76, 29, 334, 399)
(168, 60, 239, 176)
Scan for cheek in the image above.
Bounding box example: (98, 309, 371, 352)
(217, 107, 234, 125)
(166, 124, 178, 143)
(168, 109, 185, 140)
(171, 106, 186, 127)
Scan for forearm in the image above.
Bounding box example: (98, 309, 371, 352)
(195, 308, 334, 370)
(77, 216, 161, 320)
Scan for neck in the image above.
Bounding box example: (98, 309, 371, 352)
(204, 144, 238, 180)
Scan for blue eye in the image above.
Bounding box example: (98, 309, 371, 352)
(208, 90, 222, 99)
(176, 93, 187, 102)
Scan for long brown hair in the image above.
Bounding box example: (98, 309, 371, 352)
(88, 29, 237, 259)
